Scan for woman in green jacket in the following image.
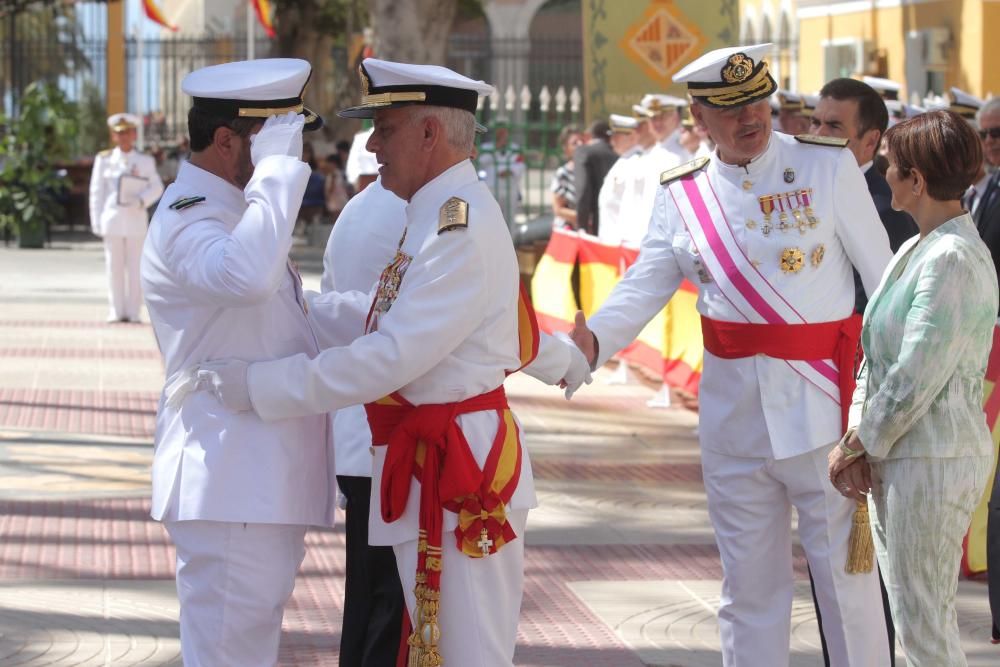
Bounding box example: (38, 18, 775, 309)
(829, 109, 999, 666)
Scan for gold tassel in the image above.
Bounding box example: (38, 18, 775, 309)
(408, 580, 426, 667)
(845, 500, 874, 574)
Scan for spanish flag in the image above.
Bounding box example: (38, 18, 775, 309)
(531, 230, 703, 395)
(142, 0, 178, 32)
(961, 324, 1000, 575)
(252, 0, 277, 38)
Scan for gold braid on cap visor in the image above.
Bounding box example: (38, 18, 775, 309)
(687, 62, 777, 108)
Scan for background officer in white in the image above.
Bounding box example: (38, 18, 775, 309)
(189, 58, 590, 667)
(320, 177, 408, 665)
(140, 59, 331, 667)
(569, 44, 891, 666)
(89, 113, 163, 322)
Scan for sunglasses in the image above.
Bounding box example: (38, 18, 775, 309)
(979, 128, 1000, 140)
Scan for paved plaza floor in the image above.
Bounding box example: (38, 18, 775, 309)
(0, 241, 997, 665)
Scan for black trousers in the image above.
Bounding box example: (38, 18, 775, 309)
(987, 464, 1000, 641)
(809, 563, 896, 664)
(337, 475, 406, 667)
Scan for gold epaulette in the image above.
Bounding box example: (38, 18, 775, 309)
(438, 196, 469, 234)
(660, 156, 710, 185)
(169, 195, 206, 211)
(795, 134, 849, 148)
(98, 148, 113, 157)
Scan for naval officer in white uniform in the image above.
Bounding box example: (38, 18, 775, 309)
(89, 113, 164, 322)
(570, 44, 892, 666)
(597, 114, 641, 246)
(187, 59, 590, 667)
(140, 59, 331, 667)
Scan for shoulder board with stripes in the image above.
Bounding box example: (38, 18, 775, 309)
(794, 134, 848, 148)
(660, 156, 710, 185)
(438, 196, 469, 234)
(98, 148, 113, 157)
(169, 195, 206, 211)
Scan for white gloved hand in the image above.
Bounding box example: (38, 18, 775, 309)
(554, 332, 593, 399)
(250, 111, 304, 166)
(194, 359, 253, 413)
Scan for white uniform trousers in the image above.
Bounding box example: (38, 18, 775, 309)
(701, 445, 888, 667)
(869, 455, 992, 667)
(393, 509, 528, 667)
(166, 520, 308, 667)
(103, 235, 144, 321)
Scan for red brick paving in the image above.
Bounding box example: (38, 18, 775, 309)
(0, 347, 160, 360)
(0, 388, 157, 438)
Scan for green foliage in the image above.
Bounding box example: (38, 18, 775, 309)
(0, 81, 79, 243)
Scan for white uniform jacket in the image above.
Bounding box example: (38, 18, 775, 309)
(589, 133, 892, 459)
(619, 144, 682, 247)
(89, 147, 164, 237)
(141, 158, 333, 526)
(597, 145, 641, 246)
(320, 179, 408, 478)
(247, 160, 541, 546)
(659, 130, 690, 163)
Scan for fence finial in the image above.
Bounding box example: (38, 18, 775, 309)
(519, 85, 532, 112)
(570, 87, 582, 114)
(504, 85, 516, 112)
(555, 86, 567, 113)
(539, 86, 551, 113)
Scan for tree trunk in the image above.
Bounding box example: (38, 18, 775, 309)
(369, 0, 458, 64)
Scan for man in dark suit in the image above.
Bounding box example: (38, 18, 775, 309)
(573, 119, 617, 235)
(812, 78, 918, 314)
(974, 96, 1000, 645)
(809, 77, 915, 664)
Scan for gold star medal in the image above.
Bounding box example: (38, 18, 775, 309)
(780, 247, 805, 273)
(811, 244, 825, 267)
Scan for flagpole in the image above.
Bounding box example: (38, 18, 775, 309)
(247, 1, 255, 60)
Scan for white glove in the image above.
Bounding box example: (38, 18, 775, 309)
(554, 332, 593, 399)
(250, 111, 304, 166)
(193, 359, 253, 413)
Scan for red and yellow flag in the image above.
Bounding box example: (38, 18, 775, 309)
(530, 230, 704, 395)
(962, 325, 1000, 575)
(142, 0, 178, 32)
(251, 0, 277, 38)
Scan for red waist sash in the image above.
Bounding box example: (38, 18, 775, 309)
(365, 385, 523, 663)
(700, 314, 862, 431)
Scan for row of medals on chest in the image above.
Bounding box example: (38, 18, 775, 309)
(743, 177, 824, 275)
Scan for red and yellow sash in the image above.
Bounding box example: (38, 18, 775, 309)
(364, 280, 539, 665)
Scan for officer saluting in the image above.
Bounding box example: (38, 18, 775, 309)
(186, 58, 590, 666)
(569, 44, 892, 666)
(89, 113, 164, 322)
(140, 59, 332, 667)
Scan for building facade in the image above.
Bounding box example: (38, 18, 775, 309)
(740, 0, 1000, 101)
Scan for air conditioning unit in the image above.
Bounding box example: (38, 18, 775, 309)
(922, 28, 951, 70)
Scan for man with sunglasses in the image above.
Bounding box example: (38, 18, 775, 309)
(971, 98, 1000, 300)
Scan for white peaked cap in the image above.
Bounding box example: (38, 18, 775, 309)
(339, 58, 494, 119)
(181, 58, 322, 130)
(862, 76, 902, 100)
(640, 93, 687, 113)
(673, 43, 777, 108)
(609, 114, 639, 133)
(107, 113, 140, 130)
